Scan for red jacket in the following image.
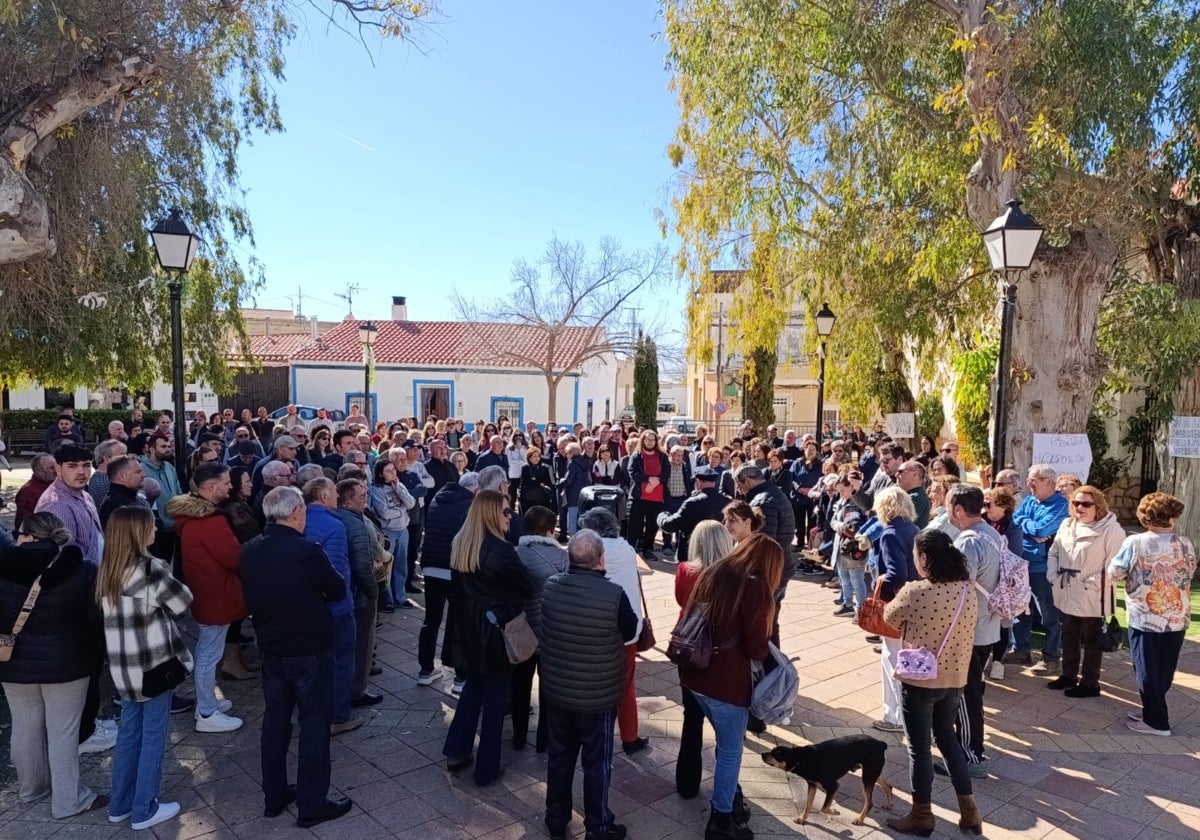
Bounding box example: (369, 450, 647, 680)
(14, 475, 52, 532)
(166, 494, 246, 626)
(680, 576, 772, 707)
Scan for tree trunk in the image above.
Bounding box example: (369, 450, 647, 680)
(546, 374, 558, 424)
(1002, 235, 1111, 477)
(1158, 369, 1200, 547)
(1, 50, 156, 265)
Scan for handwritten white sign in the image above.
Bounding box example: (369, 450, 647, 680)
(1031, 433, 1092, 482)
(884, 413, 915, 438)
(1168, 416, 1200, 458)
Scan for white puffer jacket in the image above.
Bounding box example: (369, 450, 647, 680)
(1047, 512, 1125, 618)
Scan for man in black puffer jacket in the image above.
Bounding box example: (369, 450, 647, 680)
(415, 471, 478, 687)
(656, 465, 729, 562)
(539, 529, 638, 840)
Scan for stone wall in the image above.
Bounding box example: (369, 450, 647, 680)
(1106, 472, 1142, 525)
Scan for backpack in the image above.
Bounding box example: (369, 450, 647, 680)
(986, 544, 1032, 621)
(750, 643, 799, 725)
(666, 603, 739, 670)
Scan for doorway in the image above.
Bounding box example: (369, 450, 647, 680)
(417, 384, 451, 423)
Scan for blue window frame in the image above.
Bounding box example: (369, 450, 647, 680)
(490, 396, 524, 428)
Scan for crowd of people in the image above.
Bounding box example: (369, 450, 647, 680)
(0, 405, 1194, 839)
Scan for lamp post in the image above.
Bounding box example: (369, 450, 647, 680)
(150, 209, 201, 484)
(358, 321, 378, 424)
(982, 198, 1044, 481)
(814, 302, 836, 445)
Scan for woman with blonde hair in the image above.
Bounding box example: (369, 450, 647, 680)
(0, 512, 106, 820)
(96, 506, 194, 830)
(872, 486, 919, 735)
(1109, 492, 1197, 735)
(442, 490, 533, 785)
(1045, 484, 1125, 698)
(674, 520, 735, 798)
(680, 532, 782, 838)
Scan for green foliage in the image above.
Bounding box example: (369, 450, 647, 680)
(915, 394, 945, 442)
(0, 1, 436, 390)
(1099, 279, 1200, 427)
(745, 347, 777, 432)
(0, 409, 162, 439)
(951, 340, 998, 468)
(1085, 411, 1126, 492)
(665, 0, 1200, 449)
(633, 335, 659, 428)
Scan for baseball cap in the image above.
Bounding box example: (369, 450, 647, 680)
(693, 465, 718, 479)
(236, 440, 258, 456)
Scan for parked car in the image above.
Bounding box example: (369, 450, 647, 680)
(662, 416, 699, 436)
(266, 405, 347, 431)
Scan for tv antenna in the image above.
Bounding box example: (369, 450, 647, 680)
(334, 282, 361, 317)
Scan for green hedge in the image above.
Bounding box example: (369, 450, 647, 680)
(0, 409, 165, 438)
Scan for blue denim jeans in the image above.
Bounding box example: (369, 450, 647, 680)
(194, 623, 228, 716)
(387, 528, 410, 605)
(837, 561, 868, 609)
(1012, 570, 1061, 660)
(691, 692, 749, 814)
(567, 506, 580, 535)
(109, 692, 172, 824)
(330, 612, 357, 724)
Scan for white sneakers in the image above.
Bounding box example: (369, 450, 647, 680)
(989, 662, 1005, 680)
(194, 709, 243, 733)
(78, 721, 118, 755)
(131, 801, 181, 830)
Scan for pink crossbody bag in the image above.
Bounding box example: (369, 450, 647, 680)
(894, 582, 969, 682)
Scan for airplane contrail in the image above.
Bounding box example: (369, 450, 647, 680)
(328, 129, 377, 152)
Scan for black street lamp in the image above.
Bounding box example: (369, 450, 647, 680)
(814, 302, 836, 445)
(150, 209, 201, 483)
(358, 321, 378, 424)
(982, 199, 1044, 481)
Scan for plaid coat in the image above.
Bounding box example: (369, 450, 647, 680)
(101, 555, 194, 702)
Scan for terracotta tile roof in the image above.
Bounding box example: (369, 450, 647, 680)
(289, 320, 607, 370)
(233, 333, 321, 364)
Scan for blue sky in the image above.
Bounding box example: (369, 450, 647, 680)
(236, 3, 683, 328)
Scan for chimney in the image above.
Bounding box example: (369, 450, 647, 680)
(391, 295, 408, 321)
(310, 315, 318, 340)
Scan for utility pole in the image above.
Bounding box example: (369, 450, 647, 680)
(715, 302, 724, 423)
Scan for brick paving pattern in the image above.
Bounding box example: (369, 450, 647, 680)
(1, 559, 1197, 839)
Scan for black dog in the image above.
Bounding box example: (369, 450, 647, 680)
(762, 735, 895, 826)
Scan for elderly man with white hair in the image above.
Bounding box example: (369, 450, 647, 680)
(1007, 464, 1071, 672)
(541, 527, 639, 840)
(106, 419, 128, 441)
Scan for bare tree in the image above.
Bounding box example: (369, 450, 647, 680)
(451, 235, 669, 423)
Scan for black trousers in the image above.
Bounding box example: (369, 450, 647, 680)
(675, 684, 705, 798)
(626, 498, 663, 553)
(953, 644, 991, 763)
(417, 577, 460, 675)
(260, 651, 334, 819)
(406, 518, 423, 586)
(544, 703, 617, 836)
(1061, 613, 1103, 688)
(510, 654, 548, 750)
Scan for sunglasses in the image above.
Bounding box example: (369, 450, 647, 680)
(1072, 500, 1095, 509)
(982, 501, 993, 508)
(941, 447, 956, 453)
(501, 508, 513, 517)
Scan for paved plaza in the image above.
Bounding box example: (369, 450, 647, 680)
(0, 555, 1198, 840)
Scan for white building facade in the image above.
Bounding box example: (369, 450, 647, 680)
(289, 302, 618, 428)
